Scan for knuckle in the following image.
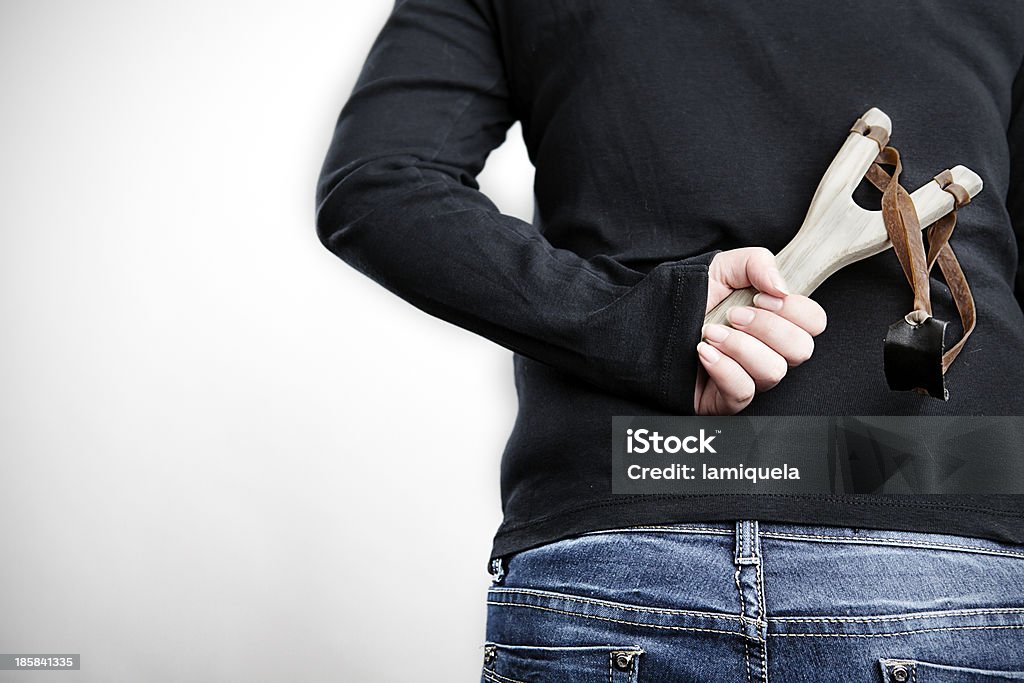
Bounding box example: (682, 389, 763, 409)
(760, 312, 782, 337)
(723, 331, 750, 355)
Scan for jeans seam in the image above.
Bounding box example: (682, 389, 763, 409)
(735, 567, 748, 626)
(758, 531, 1024, 559)
(735, 566, 752, 683)
(755, 523, 768, 683)
(771, 607, 1024, 623)
(486, 600, 755, 638)
(756, 539, 768, 683)
(769, 624, 1024, 638)
(488, 587, 742, 620)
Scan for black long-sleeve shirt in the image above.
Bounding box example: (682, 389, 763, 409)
(317, 0, 1024, 559)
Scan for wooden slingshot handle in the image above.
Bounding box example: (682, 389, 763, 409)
(703, 107, 984, 328)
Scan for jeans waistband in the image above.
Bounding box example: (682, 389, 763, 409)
(578, 520, 1024, 560)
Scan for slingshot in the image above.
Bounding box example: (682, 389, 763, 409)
(703, 108, 982, 399)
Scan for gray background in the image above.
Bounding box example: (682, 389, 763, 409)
(0, 1, 535, 680)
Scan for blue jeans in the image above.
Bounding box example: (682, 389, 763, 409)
(482, 521, 1024, 682)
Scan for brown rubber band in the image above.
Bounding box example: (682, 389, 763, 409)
(934, 169, 955, 187)
(934, 170, 971, 207)
(850, 118, 891, 150)
(868, 154, 977, 376)
(933, 178, 976, 370)
(866, 146, 932, 315)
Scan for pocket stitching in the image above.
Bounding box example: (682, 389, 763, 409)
(483, 669, 528, 683)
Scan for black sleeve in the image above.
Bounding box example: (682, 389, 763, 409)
(1010, 56, 1024, 311)
(315, 0, 715, 414)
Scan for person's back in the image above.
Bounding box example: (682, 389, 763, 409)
(317, 1, 1024, 679)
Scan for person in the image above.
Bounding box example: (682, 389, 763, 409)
(316, 0, 1024, 679)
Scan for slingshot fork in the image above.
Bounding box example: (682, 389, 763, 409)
(703, 107, 983, 328)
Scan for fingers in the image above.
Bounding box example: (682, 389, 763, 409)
(709, 247, 789, 299)
(751, 292, 828, 336)
(696, 341, 756, 414)
(699, 248, 829, 414)
(725, 305, 815, 366)
(701, 323, 788, 391)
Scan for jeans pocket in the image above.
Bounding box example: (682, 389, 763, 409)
(482, 642, 644, 683)
(880, 658, 1024, 681)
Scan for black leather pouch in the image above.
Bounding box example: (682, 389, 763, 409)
(883, 315, 949, 400)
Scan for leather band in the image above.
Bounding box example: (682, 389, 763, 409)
(866, 147, 933, 315)
(925, 171, 975, 372)
(850, 117, 891, 150)
(865, 149, 976, 398)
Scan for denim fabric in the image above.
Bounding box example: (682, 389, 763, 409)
(482, 521, 1024, 682)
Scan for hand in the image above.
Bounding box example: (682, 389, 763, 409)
(694, 247, 827, 415)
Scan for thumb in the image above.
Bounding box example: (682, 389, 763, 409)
(709, 247, 790, 298)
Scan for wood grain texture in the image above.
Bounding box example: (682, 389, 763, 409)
(703, 107, 984, 328)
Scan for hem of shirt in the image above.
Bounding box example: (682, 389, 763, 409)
(487, 494, 1024, 565)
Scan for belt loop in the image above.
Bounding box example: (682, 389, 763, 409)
(733, 519, 768, 659)
(734, 520, 760, 565)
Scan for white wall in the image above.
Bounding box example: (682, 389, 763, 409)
(0, 1, 533, 680)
